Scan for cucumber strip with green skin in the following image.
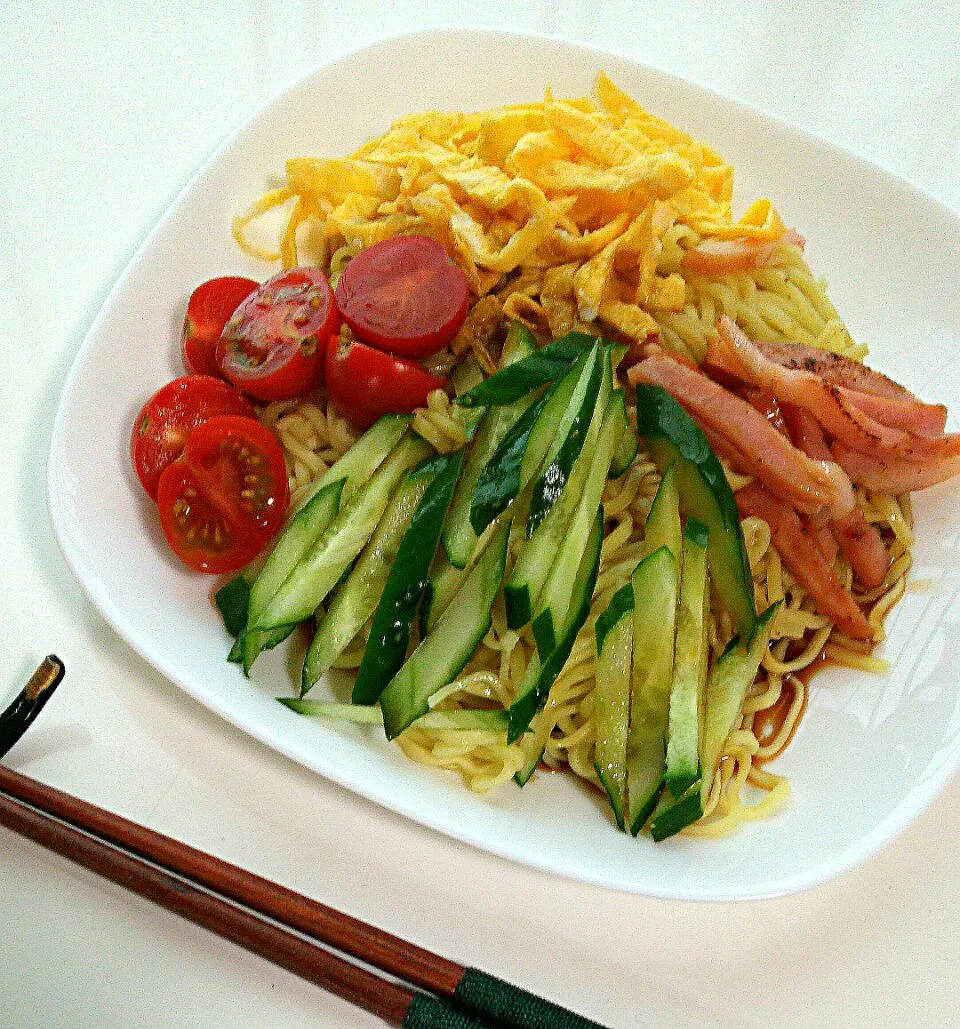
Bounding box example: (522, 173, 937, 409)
(626, 546, 678, 834)
(379, 519, 510, 740)
(700, 602, 779, 802)
(468, 344, 594, 538)
(648, 605, 779, 841)
(247, 479, 346, 629)
(449, 356, 486, 440)
(230, 624, 296, 668)
(222, 415, 400, 645)
(252, 436, 432, 631)
(594, 583, 635, 830)
(503, 365, 611, 631)
(240, 478, 346, 672)
(641, 462, 682, 561)
(455, 328, 594, 408)
(608, 417, 638, 478)
(513, 704, 552, 786)
(530, 387, 624, 657)
(350, 449, 465, 705)
(469, 387, 555, 536)
(300, 468, 437, 696)
(635, 383, 756, 639)
(649, 782, 703, 842)
(419, 552, 466, 637)
(526, 344, 602, 538)
(280, 698, 509, 733)
(293, 413, 410, 515)
(665, 518, 710, 797)
(443, 327, 536, 567)
(508, 506, 603, 743)
(215, 576, 251, 637)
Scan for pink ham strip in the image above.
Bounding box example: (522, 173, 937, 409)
(712, 317, 960, 463)
(832, 441, 960, 494)
(628, 353, 855, 519)
(781, 404, 890, 589)
(838, 388, 947, 438)
(722, 339, 946, 435)
(735, 481, 874, 641)
(745, 337, 919, 400)
(681, 229, 806, 277)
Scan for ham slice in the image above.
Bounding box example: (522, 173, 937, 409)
(681, 229, 806, 277)
(735, 337, 920, 400)
(837, 388, 947, 438)
(735, 481, 874, 641)
(832, 441, 960, 494)
(781, 405, 890, 589)
(711, 317, 960, 465)
(628, 352, 855, 520)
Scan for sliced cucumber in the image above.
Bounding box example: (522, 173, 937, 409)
(214, 576, 251, 638)
(626, 545, 679, 835)
(649, 605, 779, 841)
(350, 450, 465, 705)
(379, 518, 510, 740)
(530, 387, 624, 656)
(594, 583, 635, 830)
(247, 479, 345, 629)
(635, 383, 756, 639)
(455, 328, 592, 408)
(608, 415, 638, 478)
(508, 505, 603, 743)
(239, 478, 346, 672)
(526, 344, 602, 537)
(513, 705, 553, 787)
(469, 387, 555, 535)
(664, 518, 710, 797)
(252, 436, 432, 632)
(443, 325, 535, 567)
(295, 413, 410, 514)
(649, 783, 704, 842)
(503, 357, 611, 630)
(300, 466, 437, 696)
(419, 551, 466, 637)
(641, 462, 682, 561)
(700, 602, 779, 802)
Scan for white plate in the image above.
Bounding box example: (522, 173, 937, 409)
(48, 28, 960, 900)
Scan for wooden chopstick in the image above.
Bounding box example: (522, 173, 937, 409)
(0, 660, 607, 1028)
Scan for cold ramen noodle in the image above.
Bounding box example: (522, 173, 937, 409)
(221, 74, 959, 840)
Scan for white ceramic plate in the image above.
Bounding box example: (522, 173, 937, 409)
(48, 28, 960, 900)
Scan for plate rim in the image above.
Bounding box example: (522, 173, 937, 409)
(46, 25, 960, 901)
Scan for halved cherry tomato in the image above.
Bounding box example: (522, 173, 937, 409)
(181, 276, 258, 378)
(326, 336, 446, 430)
(131, 375, 256, 501)
(335, 236, 469, 359)
(218, 267, 338, 401)
(156, 415, 289, 574)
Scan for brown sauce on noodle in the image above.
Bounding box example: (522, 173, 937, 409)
(751, 656, 836, 764)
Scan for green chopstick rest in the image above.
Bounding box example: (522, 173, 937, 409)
(454, 967, 609, 1029)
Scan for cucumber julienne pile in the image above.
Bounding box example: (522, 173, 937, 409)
(218, 322, 783, 841)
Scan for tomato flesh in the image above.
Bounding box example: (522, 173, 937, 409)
(181, 276, 258, 378)
(131, 375, 256, 501)
(335, 236, 469, 359)
(218, 267, 338, 401)
(325, 336, 447, 430)
(156, 415, 289, 573)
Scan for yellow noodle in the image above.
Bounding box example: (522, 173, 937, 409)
(237, 78, 919, 840)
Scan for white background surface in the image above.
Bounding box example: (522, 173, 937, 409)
(2, 3, 958, 1027)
